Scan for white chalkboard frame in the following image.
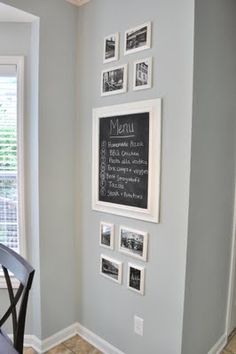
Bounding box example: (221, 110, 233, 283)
(92, 99, 162, 223)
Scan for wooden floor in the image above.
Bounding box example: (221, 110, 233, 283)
(23, 335, 103, 354)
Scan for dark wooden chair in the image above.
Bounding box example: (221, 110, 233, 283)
(0, 243, 35, 354)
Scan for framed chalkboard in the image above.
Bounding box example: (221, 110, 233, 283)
(92, 99, 161, 223)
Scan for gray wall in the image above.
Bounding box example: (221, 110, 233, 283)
(1, 2, 235, 353)
(0, 21, 35, 334)
(0, 0, 78, 340)
(182, 1, 236, 353)
(76, 1, 195, 353)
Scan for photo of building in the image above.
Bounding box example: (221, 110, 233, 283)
(126, 25, 148, 50)
(105, 36, 115, 60)
(136, 61, 148, 86)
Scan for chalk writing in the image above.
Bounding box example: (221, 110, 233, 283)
(99, 112, 149, 208)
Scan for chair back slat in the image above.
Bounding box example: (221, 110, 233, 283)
(0, 245, 34, 285)
(2, 266, 18, 336)
(0, 243, 35, 354)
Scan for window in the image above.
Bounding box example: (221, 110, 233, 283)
(0, 57, 25, 259)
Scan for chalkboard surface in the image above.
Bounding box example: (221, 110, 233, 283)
(99, 112, 149, 209)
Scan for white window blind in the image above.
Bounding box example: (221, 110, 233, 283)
(0, 65, 19, 253)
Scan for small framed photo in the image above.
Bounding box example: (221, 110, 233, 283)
(100, 222, 114, 249)
(119, 226, 148, 261)
(127, 263, 145, 295)
(100, 255, 122, 284)
(101, 64, 127, 96)
(133, 57, 152, 91)
(103, 33, 119, 63)
(124, 22, 151, 55)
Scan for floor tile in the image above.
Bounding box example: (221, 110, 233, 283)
(45, 343, 73, 354)
(90, 349, 103, 354)
(63, 335, 102, 354)
(226, 334, 236, 353)
(23, 348, 38, 354)
(63, 335, 82, 347)
(24, 335, 102, 354)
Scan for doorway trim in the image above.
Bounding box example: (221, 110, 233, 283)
(225, 178, 236, 335)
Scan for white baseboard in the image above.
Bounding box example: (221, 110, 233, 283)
(41, 323, 78, 353)
(207, 333, 227, 354)
(21, 324, 229, 354)
(24, 335, 42, 352)
(77, 323, 125, 354)
(23, 322, 124, 354)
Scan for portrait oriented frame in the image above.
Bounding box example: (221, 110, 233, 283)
(133, 57, 152, 91)
(92, 99, 162, 223)
(103, 32, 119, 64)
(99, 221, 114, 250)
(100, 254, 122, 284)
(118, 226, 148, 262)
(124, 22, 152, 55)
(127, 263, 145, 295)
(101, 64, 128, 97)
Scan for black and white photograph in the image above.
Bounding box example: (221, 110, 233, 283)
(133, 57, 152, 91)
(100, 255, 122, 284)
(101, 65, 127, 96)
(119, 226, 148, 261)
(127, 263, 145, 295)
(103, 32, 119, 63)
(100, 222, 114, 249)
(124, 22, 151, 55)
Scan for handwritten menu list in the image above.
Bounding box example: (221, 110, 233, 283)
(99, 112, 149, 209)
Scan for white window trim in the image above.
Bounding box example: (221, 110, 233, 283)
(0, 56, 26, 289)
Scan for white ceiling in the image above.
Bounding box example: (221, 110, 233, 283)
(65, 0, 90, 6)
(0, 2, 37, 22)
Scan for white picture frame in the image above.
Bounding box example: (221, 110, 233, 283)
(133, 57, 152, 91)
(100, 254, 122, 284)
(127, 263, 145, 295)
(99, 222, 114, 250)
(92, 99, 162, 223)
(101, 64, 127, 96)
(124, 22, 151, 55)
(103, 32, 119, 64)
(119, 226, 148, 262)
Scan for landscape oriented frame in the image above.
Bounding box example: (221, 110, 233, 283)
(100, 254, 122, 284)
(119, 225, 148, 261)
(101, 64, 127, 96)
(124, 22, 152, 55)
